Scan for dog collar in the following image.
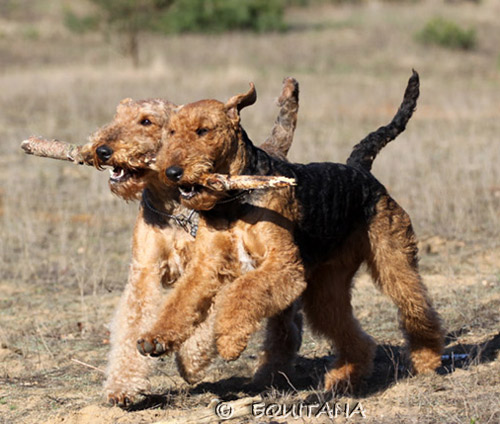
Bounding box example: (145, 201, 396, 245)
(216, 189, 253, 205)
(141, 190, 199, 238)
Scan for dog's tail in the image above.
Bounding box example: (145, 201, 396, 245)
(259, 77, 299, 160)
(346, 70, 419, 172)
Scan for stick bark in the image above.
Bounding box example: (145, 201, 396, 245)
(21, 136, 85, 163)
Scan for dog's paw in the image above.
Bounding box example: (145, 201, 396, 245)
(136, 336, 170, 357)
(107, 392, 134, 407)
(323, 360, 374, 393)
(105, 377, 150, 408)
(216, 333, 249, 361)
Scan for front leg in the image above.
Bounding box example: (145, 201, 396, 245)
(104, 214, 188, 406)
(104, 263, 164, 406)
(175, 304, 217, 384)
(137, 230, 238, 357)
(215, 229, 307, 361)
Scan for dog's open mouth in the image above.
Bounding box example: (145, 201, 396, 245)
(178, 184, 204, 200)
(109, 166, 144, 184)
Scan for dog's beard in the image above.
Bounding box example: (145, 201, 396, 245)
(109, 175, 148, 200)
(107, 166, 152, 200)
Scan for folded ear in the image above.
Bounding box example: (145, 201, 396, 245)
(119, 98, 133, 106)
(224, 83, 257, 120)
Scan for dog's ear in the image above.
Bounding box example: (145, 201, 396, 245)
(224, 83, 257, 120)
(116, 98, 134, 116)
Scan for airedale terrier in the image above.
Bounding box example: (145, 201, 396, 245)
(138, 71, 444, 391)
(80, 78, 302, 405)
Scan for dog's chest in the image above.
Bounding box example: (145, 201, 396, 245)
(236, 237, 256, 273)
(160, 232, 193, 286)
(232, 224, 268, 274)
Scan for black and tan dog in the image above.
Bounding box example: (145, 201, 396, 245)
(137, 71, 444, 391)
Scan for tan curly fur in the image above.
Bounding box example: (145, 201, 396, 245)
(82, 78, 301, 405)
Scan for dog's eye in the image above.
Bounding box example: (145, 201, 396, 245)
(196, 128, 208, 136)
(169, 129, 176, 136)
(140, 118, 152, 126)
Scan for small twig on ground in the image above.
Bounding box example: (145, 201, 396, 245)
(278, 370, 300, 393)
(70, 358, 106, 374)
(35, 322, 55, 359)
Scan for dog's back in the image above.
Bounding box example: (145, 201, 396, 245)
(270, 159, 386, 263)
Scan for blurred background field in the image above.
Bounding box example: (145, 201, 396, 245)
(0, 1, 499, 423)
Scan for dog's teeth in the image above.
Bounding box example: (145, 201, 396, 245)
(109, 168, 126, 181)
(179, 186, 197, 199)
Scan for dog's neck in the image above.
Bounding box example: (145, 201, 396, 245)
(201, 196, 253, 224)
(201, 127, 291, 222)
(141, 179, 198, 235)
(236, 127, 291, 178)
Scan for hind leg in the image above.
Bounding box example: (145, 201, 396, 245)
(367, 195, 444, 374)
(303, 258, 376, 391)
(253, 300, 303, 387)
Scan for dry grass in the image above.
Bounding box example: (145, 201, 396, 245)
(1, 1, 499, 423)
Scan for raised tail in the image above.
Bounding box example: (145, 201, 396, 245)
(259, 77, 299, 160)
(346, 70, 419, 171)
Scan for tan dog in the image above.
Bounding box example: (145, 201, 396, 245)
(138, 71, 444, 392)
(81, 78, 301, 405)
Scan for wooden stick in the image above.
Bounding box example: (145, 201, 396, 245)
(21, 136, 85, 163)
(201, 173, 296, 192)
(152, 396, 261, 424)
(20, 136, 296, 190)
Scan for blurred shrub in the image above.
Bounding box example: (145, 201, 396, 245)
(64, 10, 100, 34)
(23, 26, 40, 41)
(65, 0, 286, 35)
(64, 0, 286, 65)
(378, 0, 421, 3)
(156, 0, 286, 33)
(284, 0, 421, 5)
(64, 0, 176, 66)
(285, 0, 364, 5)
(416, 17, 476, 50)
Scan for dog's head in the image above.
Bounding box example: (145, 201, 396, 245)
(80, 98, 176, 200)
(157, 83, 257, 210)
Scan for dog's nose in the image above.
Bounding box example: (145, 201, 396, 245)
(96, 145, 113, 162)
(165, 166, 184, 182)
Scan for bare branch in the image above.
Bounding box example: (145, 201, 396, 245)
(201, 173, 296, 192)
(21, 136, 86, 164)
(20, 136, 296, 191)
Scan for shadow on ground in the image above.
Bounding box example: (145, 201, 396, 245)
(129, 331, 500, 411)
